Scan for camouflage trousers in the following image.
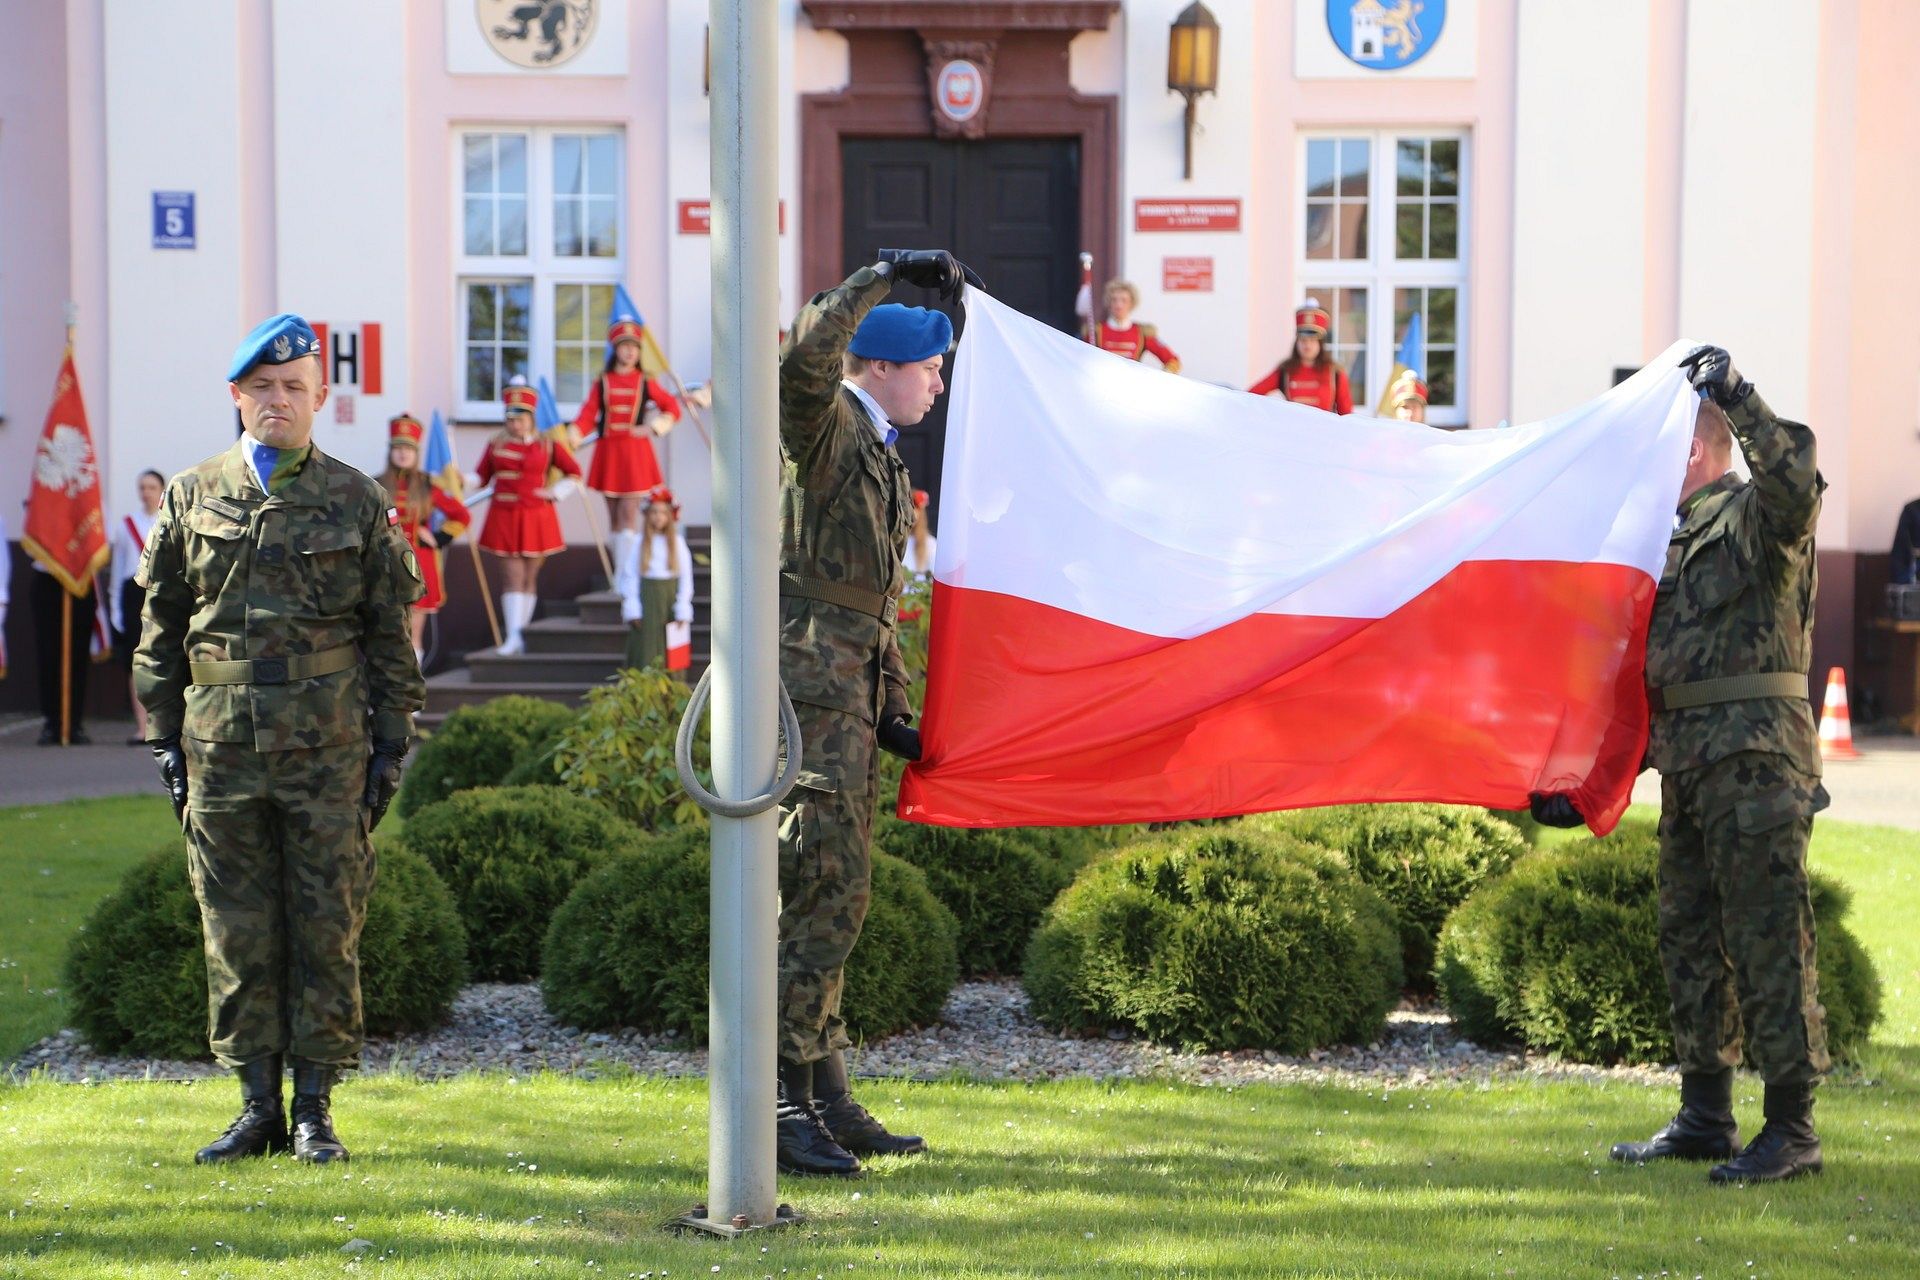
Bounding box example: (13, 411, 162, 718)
(1657, 750, 1830, 1086)
(776, 704, 878, 1064)
(183, 736, 375, 1070)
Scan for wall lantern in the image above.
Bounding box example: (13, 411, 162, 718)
(1166, 2, 1220, 181)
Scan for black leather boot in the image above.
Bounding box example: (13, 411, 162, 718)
(195, 1056, 289, 1164)
(290, 1060, 349, 1164)
(776, 1058, 862, 1178)
(813, 1049, 926, 1156)
(1710, 1084, 1822, 1183)
(1610, 1069, 1740, 1163)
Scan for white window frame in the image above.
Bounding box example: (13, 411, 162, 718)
(1296, 129, 1471, 427)
(454, 125, 626, 421)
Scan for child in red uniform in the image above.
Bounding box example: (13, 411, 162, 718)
(573, 317, 682, 624)
(1387, 370, 1430, 424)
(1249, 300, 1354, 414)
(381, 414, 472, 667)
(1094, 280, 1181, 372)
(478, 380, 583, 654)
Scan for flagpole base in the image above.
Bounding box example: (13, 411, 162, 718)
(666, 1202, 803, 1238)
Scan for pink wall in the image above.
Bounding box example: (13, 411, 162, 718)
(0, 1, 74, 524)
(1250, 0, 1518, 428)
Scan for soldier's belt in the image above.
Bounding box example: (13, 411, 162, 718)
(1647, 671, 1807, 712)
(779, 573, 898, 627)
(189, 645, 359, 687)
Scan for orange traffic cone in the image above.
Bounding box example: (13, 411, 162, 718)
(1817, 666, 1862, 762)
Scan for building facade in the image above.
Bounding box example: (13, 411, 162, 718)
(3, 1, 1918, 714)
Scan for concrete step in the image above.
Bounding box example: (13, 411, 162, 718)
(416, 667, 604, 731)
(464, 649, 626, 687)
(524, 617, 713, 655)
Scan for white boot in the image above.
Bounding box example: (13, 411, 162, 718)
(498, 592, 528, 656)
(613, 529, 642, 624)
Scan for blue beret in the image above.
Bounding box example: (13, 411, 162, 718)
(227, 313, 322, 382)
(848, 304, 952, 364)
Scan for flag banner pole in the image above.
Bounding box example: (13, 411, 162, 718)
(467, 539, 501, 648)
(60, 593, 72, 745)
(574, 486, 615, 584)
(678, 0, 786, 1237)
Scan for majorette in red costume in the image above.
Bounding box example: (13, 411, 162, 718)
(574, 317, 682, 496)
(478, 382, 581, 558)
(1248, 300, 1354, 414)
(383, 414, 471, 613)
(1093, 279, 1181, 371)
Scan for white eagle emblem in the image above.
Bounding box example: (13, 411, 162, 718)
(33, 423, 99, 498)
(272, 334, 293, 362)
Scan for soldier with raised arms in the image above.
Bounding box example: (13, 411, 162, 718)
(772, 248, 978, 1177)
(135, 314, 425, 1165)
(1532, 345, 1831, 1184)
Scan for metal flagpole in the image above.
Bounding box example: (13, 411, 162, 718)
(693, 0, 784, 1235)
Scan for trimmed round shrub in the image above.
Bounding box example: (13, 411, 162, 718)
(401, 786, 644, 981)
(396, 696, 579, 819)
(64, 842, 467, 1060)
(549, 668, 709, 833)
(874, 816, 1099, 977)
(1241, 805, 1526, 991)
(1023, 827, 1402, 1053)
(1436, 819, 1883, 1064)
(543, 830, 958, 1043)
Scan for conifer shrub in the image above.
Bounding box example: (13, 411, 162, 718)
(396, 696, 579, 819)
(1436, 819, 1882, 1064)
(1023, 827, 1402, 1053)
(64, 842, 466, 1059)
(400, 786, 643, 981)
(1242, 805, 1526, 991)
(543, 829, 958, 1042)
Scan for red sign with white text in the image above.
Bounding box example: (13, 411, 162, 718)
(1134, 199, 1242, 232)
(1162, 256, 1215, 292)
(678, 200, 787, 235)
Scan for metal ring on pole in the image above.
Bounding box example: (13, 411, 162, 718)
(675, 666, 803, 818)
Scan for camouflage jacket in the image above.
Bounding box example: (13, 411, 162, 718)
(778, 266, 914, 725)
(135, 440, 426, 751)
(1645, 391, 1823, 775)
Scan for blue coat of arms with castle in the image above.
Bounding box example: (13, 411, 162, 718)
(1327, 0, 1446, 70)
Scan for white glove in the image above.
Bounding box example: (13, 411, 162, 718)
(1074, 281, 1093, 322)
(548, 478, 579, 502)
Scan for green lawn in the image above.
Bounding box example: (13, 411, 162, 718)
(2, 799, 1917, 1277)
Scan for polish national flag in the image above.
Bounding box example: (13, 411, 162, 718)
(898, 291, 1700, 836)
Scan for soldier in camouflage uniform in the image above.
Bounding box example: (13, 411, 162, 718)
(136, 314, 425, 1165)
(772, 249, 976, 1177)
(1534, 345, 1828, 1184)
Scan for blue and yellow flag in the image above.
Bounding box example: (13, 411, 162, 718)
(1374, 312, 1424, 415)
(424, 408, 462, 497)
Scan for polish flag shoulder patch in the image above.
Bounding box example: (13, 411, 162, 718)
(386, 507, 401, 526)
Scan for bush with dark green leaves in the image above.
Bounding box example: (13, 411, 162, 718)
(549, 667, 709, 833)
(543, 829, 958, 1042)
(1436, 819, 1883, 1064)
(401, 786, 644, 981)
(874, 816, 1119, 977)
(395, 696, 579, 819)
(1241, 805, 1526, 991)
(64, 842, 466, 1060)
(1023, 827, 1402, 1053)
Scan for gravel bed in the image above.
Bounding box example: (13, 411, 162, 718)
(8, 979, 1676, 1089)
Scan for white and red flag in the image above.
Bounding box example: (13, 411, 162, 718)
(899, 292, 1700, 835)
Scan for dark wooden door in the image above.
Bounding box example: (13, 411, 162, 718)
(841, 137, 1081, 524)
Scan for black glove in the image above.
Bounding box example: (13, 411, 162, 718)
(1528, 792, 1585, 830)
(876, 248, 984, 303)
(363, 738, 410, 832)
(1679, 345, 1751, 408)
(877, 715, 923, 762)
(432, 529, 456, 549)
(150, 735, 189, 832)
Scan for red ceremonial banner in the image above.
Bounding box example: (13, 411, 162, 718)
(22, 348, 109, 597)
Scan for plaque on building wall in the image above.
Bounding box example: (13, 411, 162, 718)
(923, 40, 995, 140)
(1134, 199, 1242, 233)
(478, 0, 598, 69)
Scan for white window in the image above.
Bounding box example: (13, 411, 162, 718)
(1298, 131, 1468, 426)
(455, 128, 625, 419)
